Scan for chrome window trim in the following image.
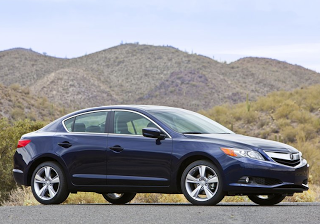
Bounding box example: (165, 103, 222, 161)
(112, 109, 172, 139)
(61, 109, 172, 138)
(62, 109, 111, 134)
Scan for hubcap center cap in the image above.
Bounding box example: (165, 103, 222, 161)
(200, 180, 206, 186)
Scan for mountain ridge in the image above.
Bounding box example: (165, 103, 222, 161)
(0, 44, 319, 110)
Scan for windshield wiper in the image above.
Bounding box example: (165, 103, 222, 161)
(182, 132, 203, 134)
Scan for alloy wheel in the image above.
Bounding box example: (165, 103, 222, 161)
(185, 165, 219, 201)
(33, 166, 60, 200)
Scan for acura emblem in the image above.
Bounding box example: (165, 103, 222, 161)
(290, 154, 294, 160)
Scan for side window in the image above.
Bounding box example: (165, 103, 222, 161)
(114, 111, 156, 135)
(64, 117, 75, 132)
(64, 111, 108, 133)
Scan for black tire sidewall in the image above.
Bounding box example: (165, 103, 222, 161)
(102, 193, 136, 204)
(181, 160, 225, 206)
(31, 161, 69, 205)
(248, 194, 286, 206)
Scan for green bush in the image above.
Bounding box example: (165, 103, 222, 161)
(0, 118, 44, 202)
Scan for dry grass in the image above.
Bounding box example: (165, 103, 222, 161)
(1, 187, 39, 206)
(132, 194, 187, 204)
(2, 186, 319, 206)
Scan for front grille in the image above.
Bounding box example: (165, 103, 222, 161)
(252, 177, 282, 185)
(264, 151, 301, 167)
(272, 158, 300, 167)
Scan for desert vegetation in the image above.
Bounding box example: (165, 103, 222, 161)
(1, 85, 320, 205)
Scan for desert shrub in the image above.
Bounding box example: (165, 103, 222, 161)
(295, 124, 317, 141)
(1, 187, 39, 206)
(0, 118, 44, 202)
(9, 83, 21, 91)
(200, 105, 234, 128)
(222, 196, 249, 202)
(288, 110, 312, 124)
(10, 108, 25, 120)
(273, 100, 299, 120)
(281, 126, 297, 143)
(231, 106, 257, 124)
(276, 118, 291, 130)
(64, 192, 106, 204)
(259, 129, 271, 139)
(132, 194, 187, 203)
(252, 96, 276, 112)
(293, 138, 320, 184)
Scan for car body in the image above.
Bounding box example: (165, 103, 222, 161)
(13, 105, 309, 205)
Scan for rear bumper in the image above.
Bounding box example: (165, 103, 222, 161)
(223, 157, 309, 195)
(13, 169, 25, 185)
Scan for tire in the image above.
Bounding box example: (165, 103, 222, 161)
(248, 194, 286, 205)
(102, 193, 136, 204)
(31, 161, 69, 205)
(181, 160, 224, 205)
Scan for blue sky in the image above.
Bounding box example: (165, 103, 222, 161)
(0, 0, 319, 72)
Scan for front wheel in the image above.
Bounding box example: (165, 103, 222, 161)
(248, 194, 286, 205)
(181, 160, 225, 205)
(102, 193, 136, 204)
(31, 161, 69, 205)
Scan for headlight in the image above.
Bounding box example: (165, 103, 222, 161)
(221, 147, 265, 161)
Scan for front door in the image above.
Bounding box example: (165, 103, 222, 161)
(106, 110, 173, 187)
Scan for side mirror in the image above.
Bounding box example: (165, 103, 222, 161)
(142, 127, 166, 140)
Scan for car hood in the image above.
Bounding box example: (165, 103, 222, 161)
(184, 134, 299, 153)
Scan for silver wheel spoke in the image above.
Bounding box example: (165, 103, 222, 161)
(45, 167, 51, 180)
(191, 185, 202, 198)
(51, 176, 60, 184)
(204, 186, 214, 199)
(35, 174, 46, 184)
(39, 185, 48, 197)
(186, 174, 199, 184)
(207, 176, 218, 184)
(48, 185, 56, 198)
(199, 165, 206, 178)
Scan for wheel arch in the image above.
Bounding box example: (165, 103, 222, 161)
(175, 152, 224, 193)
(26, 154, 69, 186)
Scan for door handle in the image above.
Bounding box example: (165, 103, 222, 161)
(58, 141, 72, 148)
(109, 145, 124, 152)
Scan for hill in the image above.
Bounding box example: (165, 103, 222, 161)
(0, 83, 66, 121)
(1, 44, 320, 110)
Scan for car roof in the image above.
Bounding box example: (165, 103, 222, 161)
(70, 105, 184, 114)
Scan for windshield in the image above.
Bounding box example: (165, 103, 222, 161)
(147, 108, 233, 134)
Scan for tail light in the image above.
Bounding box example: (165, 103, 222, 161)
(17, 139, 31, 148)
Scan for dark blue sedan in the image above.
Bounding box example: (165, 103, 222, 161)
(13, 105, 309, 205)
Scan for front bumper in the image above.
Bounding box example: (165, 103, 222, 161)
(223, 157, 309, 195)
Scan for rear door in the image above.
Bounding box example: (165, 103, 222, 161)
(54, 110, 109, 186)
(106, 110, 173, 187)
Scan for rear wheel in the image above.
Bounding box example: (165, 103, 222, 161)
(31, 161, 69, 205)
(248, 194, 286, 205)
(181, 160, 224, 205)
(102, 193, 136, 204)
